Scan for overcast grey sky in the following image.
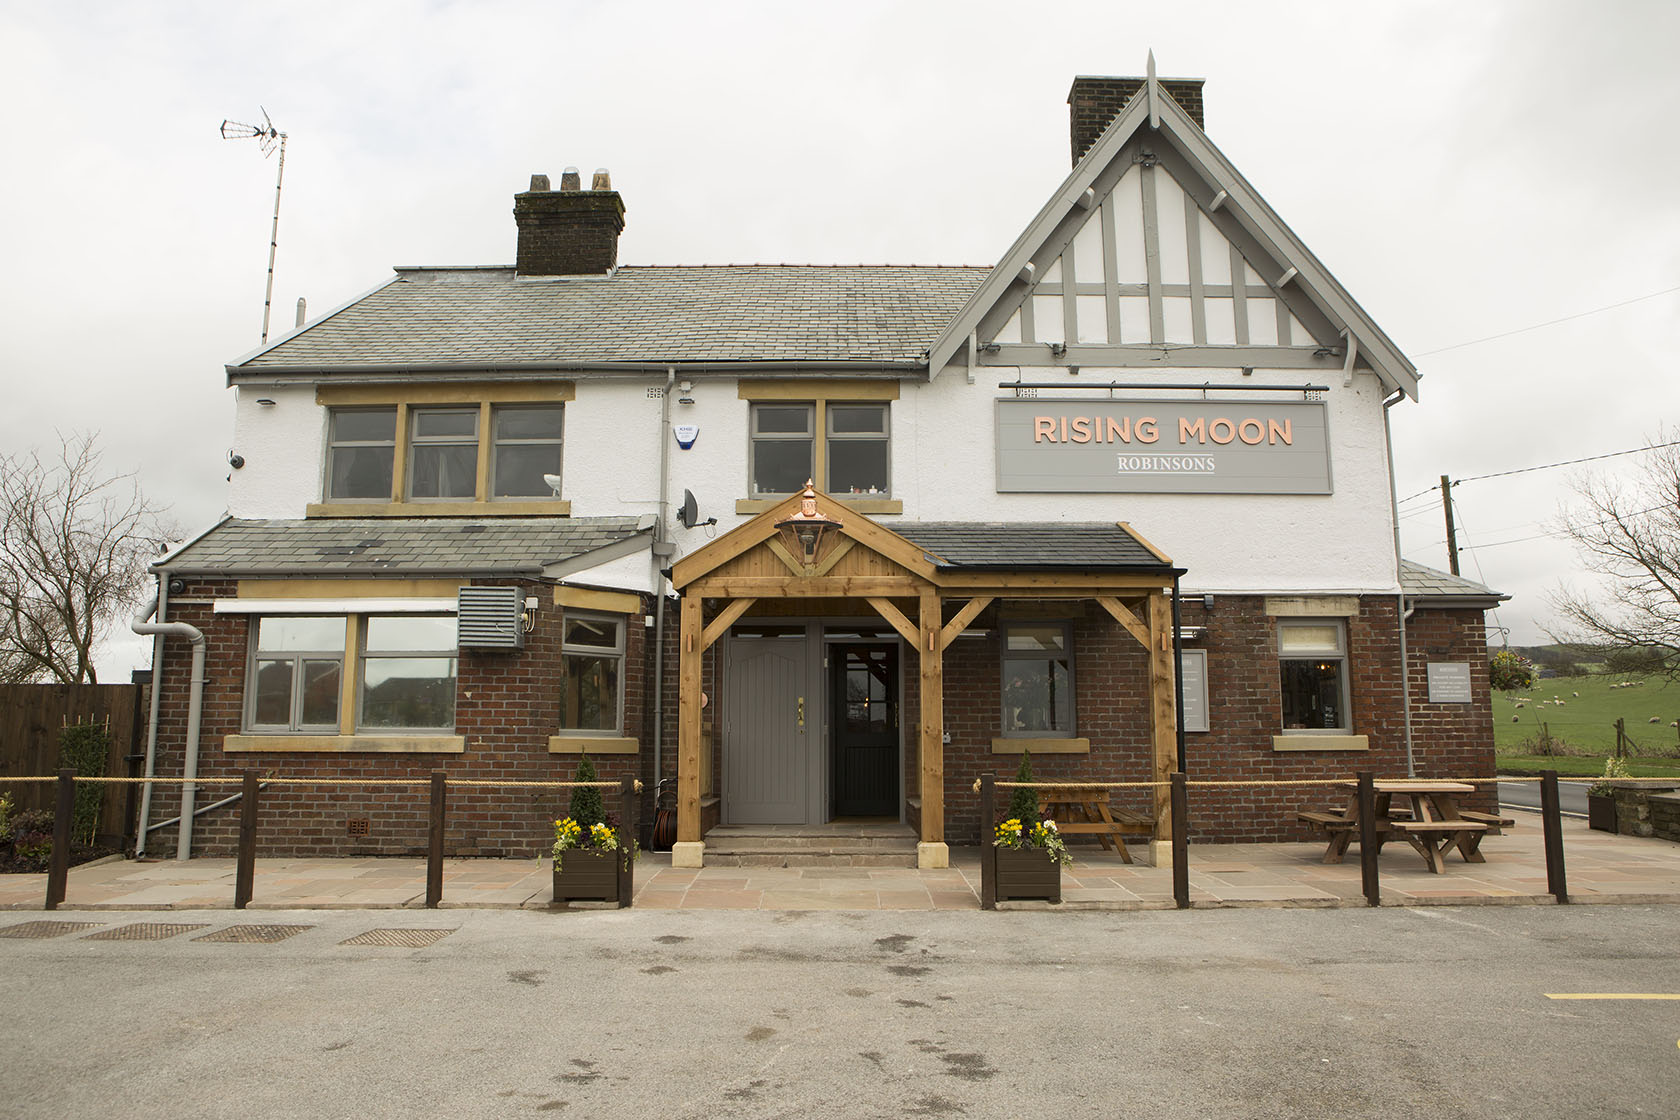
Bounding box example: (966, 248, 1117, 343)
(3, 0, 1677, 677)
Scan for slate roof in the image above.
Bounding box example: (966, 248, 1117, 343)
(159, 517, 648, 576)
(896, 522, 1177, 572)
(232, 265, 990, 373)
(1399, 560, 1507, 604)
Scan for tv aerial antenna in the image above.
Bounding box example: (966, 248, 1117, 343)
(220, 108, 288, 344)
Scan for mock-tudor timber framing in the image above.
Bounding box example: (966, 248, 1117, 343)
(669, 486, 1184, 869)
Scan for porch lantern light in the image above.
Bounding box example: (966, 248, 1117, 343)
(774, 479, 844, 568)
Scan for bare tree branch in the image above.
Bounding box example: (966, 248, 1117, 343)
(0, 432, 174, 683)
(1548, 431, 1680, 680)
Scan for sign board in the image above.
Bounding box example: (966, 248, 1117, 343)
(1180, 649, 1209, 733)
(995, 398, 1331, 494)
(1426, 662, 1473, 704)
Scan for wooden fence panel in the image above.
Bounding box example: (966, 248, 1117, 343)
(0, 683, 145, 844)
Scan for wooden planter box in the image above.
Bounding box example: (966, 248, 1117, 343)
(1587, 792, 1617, 833)
(553, 849, 622, 903)
(994, 846, 1062, 903)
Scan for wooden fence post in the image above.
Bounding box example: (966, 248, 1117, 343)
(426, 771, 446, 909)
(44, 769, 75, 910)
(1540, 770, 1569, 904)
(979, 773, 997, 911)
(1171, 772, 1189, 910)
(234, 770, 260, 909)
(1358, 770, 1380, 907)
(617, 779, 636, 908)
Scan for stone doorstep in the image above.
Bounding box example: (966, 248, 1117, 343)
(701, 847, 919, 868)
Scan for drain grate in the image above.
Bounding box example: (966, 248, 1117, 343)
(194, 924, 313, 944)
(339, 928, 455, 948)
(85, 922, 210, 942)
(0, 921, 103, 940)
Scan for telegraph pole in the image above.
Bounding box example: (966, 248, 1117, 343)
(1440, 474, 1460, 575)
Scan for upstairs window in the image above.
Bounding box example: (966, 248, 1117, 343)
(248, 616, 347, 732)
(1000, 622, 1074, 737)
(491, 405, 565, 497)
(407, 408, 479, 500)
(1279, 620, 1350, 733)
(326, 410, 397, 501)
(748, 401, 889, 497)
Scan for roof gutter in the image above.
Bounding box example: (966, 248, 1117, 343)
(227, 359, 925, 383)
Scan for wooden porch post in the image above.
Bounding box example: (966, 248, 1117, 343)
(673, 591, 705, 867)
(917, 590, 948, 868)
(1148, 591, 1178, 855)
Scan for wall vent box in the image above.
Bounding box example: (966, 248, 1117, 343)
(457, 586, 525, 650)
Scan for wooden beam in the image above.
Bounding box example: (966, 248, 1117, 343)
(866, 597, 920, 647)
(933, 570, 1167, 593)
(918, 591, 945, 845)
(810, 536, 855, 577)
(1117, 520, 1173, 564)
(700, 598, 756, 650)
(677, 593, 704, 844)
(1096, 596, 1151, 649)
(687, 576, 924, 599)
(1148, 593, 1178, 844)
(979, 343, 1339, 370)
(1341, 330, 1359, 388)
(938, 596, 993, 652)
(1208, 189, 1228, 212)
(764, 537, 806, 577)
(1276, 266, 1298, 287)
(1140, 160, 1165, 343)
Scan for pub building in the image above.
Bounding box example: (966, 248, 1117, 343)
(138, 67, 1504, 868)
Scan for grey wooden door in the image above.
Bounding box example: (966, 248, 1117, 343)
(724, 636, 809, 824)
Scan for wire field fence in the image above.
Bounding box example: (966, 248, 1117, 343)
(972, 770, 1677, 911)
(2, 771, 641, 912)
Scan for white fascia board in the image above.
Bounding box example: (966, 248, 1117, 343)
(224, 275, 405, 377)
(927, 93, 1155, 377)
(214, 597, 459, 614)
(151, 514, 233, 572)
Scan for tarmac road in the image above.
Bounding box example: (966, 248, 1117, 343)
(1499, 779, 1588, 818)
(2, 904, 1677, 1118)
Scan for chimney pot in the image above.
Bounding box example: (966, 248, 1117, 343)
(591, 168, 612, 191)
(559, 167, 581, 191)
(529, 173, 551, 192)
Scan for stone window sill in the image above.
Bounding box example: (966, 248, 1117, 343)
(547, 736, 639, 755)
(735, 497, 902, 516)
(307, 500, 570, 518)
(224, 734, 466, 754)
(992, 737, 1091, 755)
(1271, 734, 1369, 752)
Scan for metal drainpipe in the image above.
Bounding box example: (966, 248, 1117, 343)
(651, 367, 677, 789)
(1383, 388, 1417, 777)
(130, 589, 207, 860)
(134, 578, 168, 858)
(1172, 577, 1187, 773)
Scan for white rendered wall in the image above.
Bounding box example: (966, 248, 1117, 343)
(226, 367, 1400, 596)
(227, 384, 327, 519)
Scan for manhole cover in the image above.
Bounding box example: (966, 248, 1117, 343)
(339, 928, 455, 948)
(193, 924, 313, 944)
(0, 921, 102, 940)
(85, 923, 210, 941)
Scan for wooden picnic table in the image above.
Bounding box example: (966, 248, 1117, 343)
(1297, 780, 1513, 874)
(1036, 787, 1154, 865)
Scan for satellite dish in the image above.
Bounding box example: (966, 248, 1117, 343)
(677, 489, 699, 529)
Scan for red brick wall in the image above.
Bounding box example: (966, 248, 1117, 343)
(144, 578, 654, 858)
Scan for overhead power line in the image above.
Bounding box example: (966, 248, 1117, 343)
(1397, 438, 1680, 506)
(1414, 283, 1680, 357)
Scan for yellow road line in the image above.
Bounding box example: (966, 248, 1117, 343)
(1544, 994, 1680, 1000)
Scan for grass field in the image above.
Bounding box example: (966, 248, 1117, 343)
(1493, 671, 1680, 777)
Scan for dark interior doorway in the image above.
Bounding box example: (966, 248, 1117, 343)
(830, 643, 899, 818)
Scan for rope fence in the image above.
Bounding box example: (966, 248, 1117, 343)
(972, 775, 1676, 793)
(1, 775, 636, 789)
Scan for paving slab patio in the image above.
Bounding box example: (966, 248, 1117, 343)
(4, 815, 1679, 912)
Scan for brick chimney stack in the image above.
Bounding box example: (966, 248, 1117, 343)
(514, 167, 625, 276)
(1067, 76, 1206, 166)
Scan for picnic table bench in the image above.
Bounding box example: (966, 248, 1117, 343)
(1297, 780, 1507, 873)
(1037, 788, 1154, 865)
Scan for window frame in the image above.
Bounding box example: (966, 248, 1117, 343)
(324, 408, 398, 503)
(405, 406, 482, 502)
(998, 620, 1077, 739)
(559, 611, 627, 735)
(355, 615, 460, 734)
(748, 402, 816, 499)
(489, 403, 566, 500)
(243, 616, 349, 733)
(824, 401, 891, 496)
(1277, 618, 1351, 734)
